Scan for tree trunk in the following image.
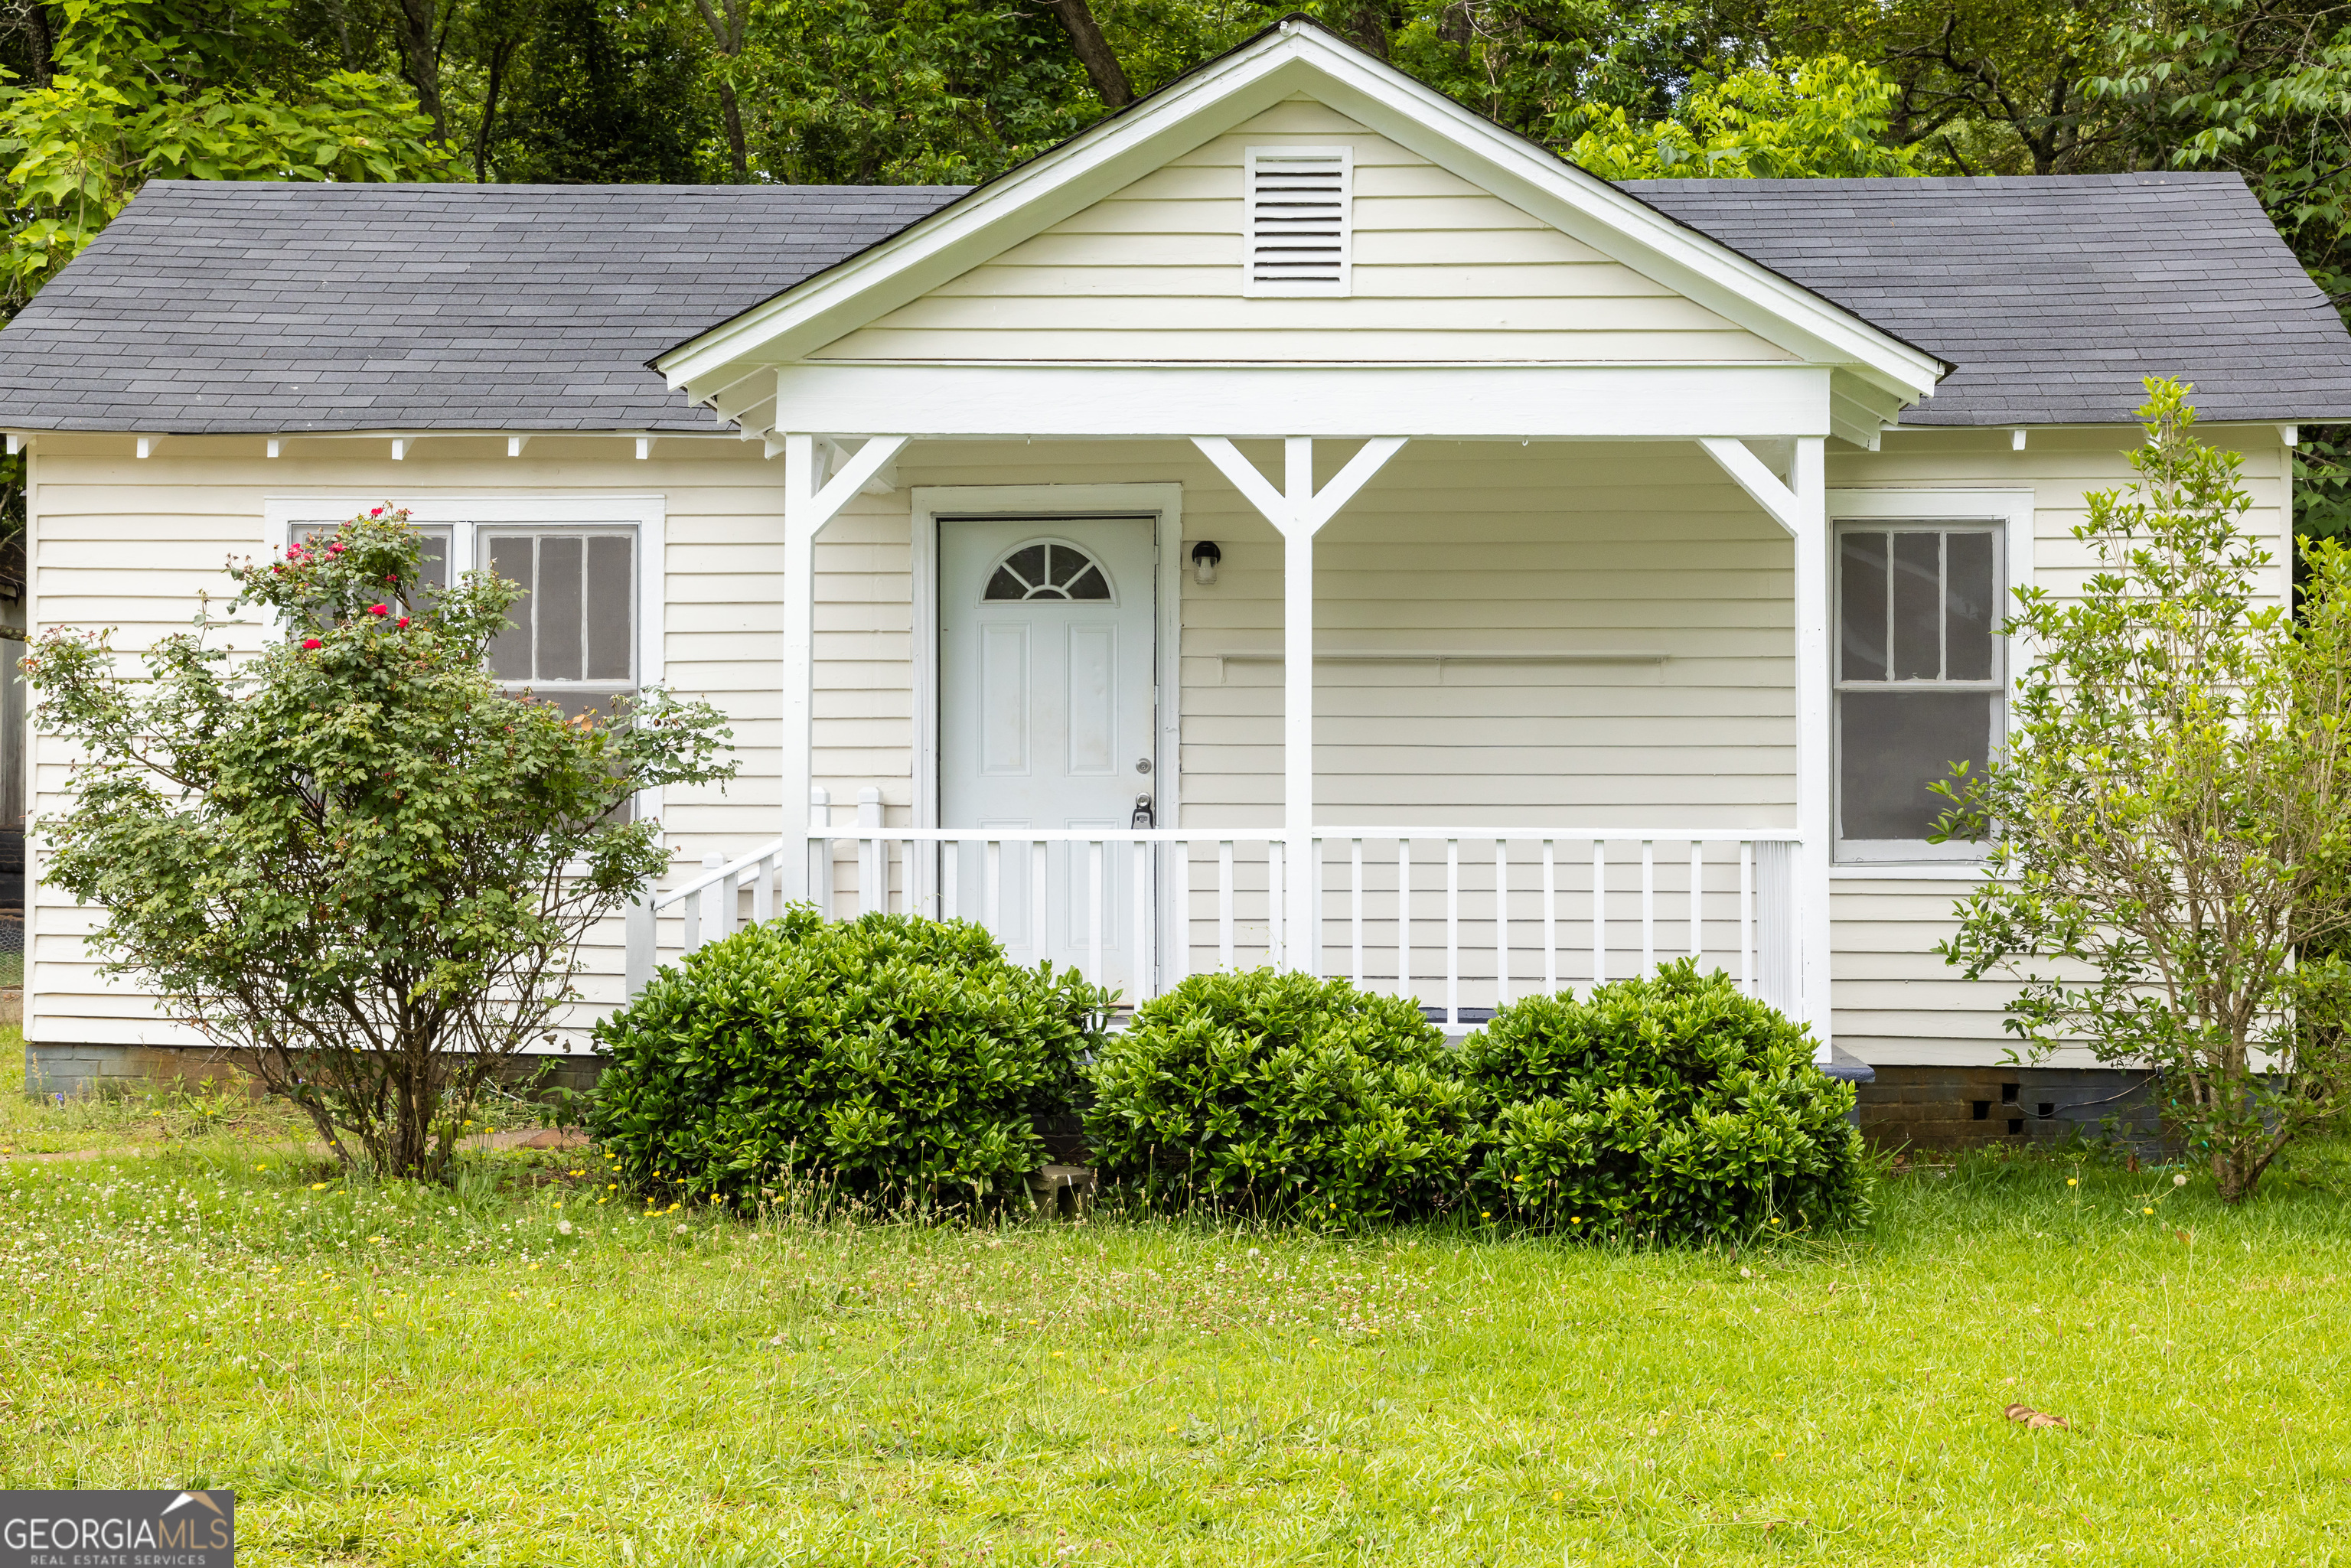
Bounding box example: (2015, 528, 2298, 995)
(392, 0, 450, 142)
(474, 35, 517, 184)
(1043, 0, 1132, 109)
(719, 78, 748, 178)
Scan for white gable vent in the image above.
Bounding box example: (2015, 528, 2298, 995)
(1244, 146, 1353, 297)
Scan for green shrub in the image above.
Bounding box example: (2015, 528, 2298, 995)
(587, 908, 1107, 1208)
(1083, 968, 1481, 1224)
(1459, 960, 1869, 1241)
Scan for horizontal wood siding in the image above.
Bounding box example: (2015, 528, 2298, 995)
(813, 99, 1794, 365)
(25, 425, 2287, 1068)
(1824, 424, 2291, 1065)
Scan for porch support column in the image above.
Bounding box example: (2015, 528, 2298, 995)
(1697, 434, 1833, 1055)
(1789, 437, 1832, 1058)
(779, 432, 908, 898)
(1192, 435, 1407, 968)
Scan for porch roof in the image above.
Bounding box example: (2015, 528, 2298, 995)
(0, 171, 2345, 435)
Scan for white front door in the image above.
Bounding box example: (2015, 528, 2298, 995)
(940, 517, 1156, 996)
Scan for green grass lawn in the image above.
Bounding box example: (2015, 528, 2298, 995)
(6, 1054, 2351, 1566)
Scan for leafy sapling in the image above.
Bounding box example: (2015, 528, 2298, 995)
(1935, 380, 2351, 1202)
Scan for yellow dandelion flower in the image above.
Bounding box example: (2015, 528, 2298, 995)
(2067, 1178, 2079, 1186)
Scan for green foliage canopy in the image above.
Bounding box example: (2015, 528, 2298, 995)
(19, 509, 735, 1178)
(589, 909, 1108, 1208)
(1938, 380, 2351, 1204)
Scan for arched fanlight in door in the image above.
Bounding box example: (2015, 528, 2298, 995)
(981, 540, 1114, 603)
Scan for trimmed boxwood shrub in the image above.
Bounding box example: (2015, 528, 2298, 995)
(588, 908, 1107, 1208)
(1459, 960, 1869, 1241)
(1083, 968, 1481, 1224)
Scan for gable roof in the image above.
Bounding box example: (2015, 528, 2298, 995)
(652, 17, 1950, 435)
(0, 181, 960, 435)
(1630, 172, 2351, 426)
(0, 148, 2346, 435)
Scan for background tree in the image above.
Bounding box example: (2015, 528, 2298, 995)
(1938, 380, 2351, 1204)
(19, 510, 735, 1178)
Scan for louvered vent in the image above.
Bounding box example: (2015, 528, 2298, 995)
(1244, 147, 1352, 297)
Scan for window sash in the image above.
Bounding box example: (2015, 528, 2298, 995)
(1832, 519, 2007, 859)
(479, 525, 637, 693)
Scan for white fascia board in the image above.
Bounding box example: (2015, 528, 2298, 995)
(657, 22, 1943, 412)
(771, 362, 1832, 438)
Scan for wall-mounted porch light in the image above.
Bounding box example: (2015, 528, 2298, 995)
(1190, 540, 1222, 585)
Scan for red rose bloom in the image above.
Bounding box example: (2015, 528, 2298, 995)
(396, 617, 410, 629)
(302, 637, 323, 650)
(367, 603, 389, 616)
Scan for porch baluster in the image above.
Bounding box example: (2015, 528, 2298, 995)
(1349, 838, 1365, 986)
(1494, 839, 1509, 1009)
(984, 839, 1002, 942)
(1445, 837, 1459, 1028)
(1592, 842, 1607, 989)
(1690, 843, 1704, 963)
(1541, 839, 1557, 995)
(1641, 840, 1655, 976)
(1739, 840, 1754, 996)
(1087, 838, 1104, 989)
(1267, 839, 1284, 970)
(1398, 838, 1412, 1011)
(1031, 841, 1048, 960)
(1133, 840, 1151, 1001)
(1218, 839, 1234, 970)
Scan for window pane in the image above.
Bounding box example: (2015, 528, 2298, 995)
(1004, 545, 1046, 591)
(1065, 565, 1110, 601)
(537, 535, 584, 681)
(1945, 532, 1995, 681)
(1840, 531, 1888, 681)
(585, 536, 632, 681)
(983, 566, 1026, 601)
(485, 536, 534, 680)
(1840, 689, 1994, 841)
(1892, 533, 1942, 680)
(416, 530, 450, 595)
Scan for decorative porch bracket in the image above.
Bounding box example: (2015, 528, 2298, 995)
(1699, 435, 1833, 1056)
(1192, 435, 1410, 966)
(780, 432, 910, 896)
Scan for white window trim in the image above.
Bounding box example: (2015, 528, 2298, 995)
(262, 494, 667, 820)
(1243, 145, 1354, 299)
(910, 481, 1185, 974)
(1826, 487, 2033, 869)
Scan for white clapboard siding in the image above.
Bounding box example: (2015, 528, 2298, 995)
(811, 99, 1795, 364)
(1822, 423, 2292, 1064)
(25, 435, 796, 1050)
(25, 422, 2294, 1064)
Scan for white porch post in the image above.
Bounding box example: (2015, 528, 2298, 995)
(1190, 435, 1408, 972)
(1790, 435, 1834, 1055)
(778, 432, 908, 900)
(1282, 438, 1317, 958)
(1697, 432, 1835, 1055)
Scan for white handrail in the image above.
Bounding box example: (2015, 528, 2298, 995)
(625, 821, 1802, 1024)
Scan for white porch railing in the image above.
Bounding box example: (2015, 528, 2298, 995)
(628, 799, 1799, 1025)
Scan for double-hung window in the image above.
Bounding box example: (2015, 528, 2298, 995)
(482, 526, 637, 719)
(1834, 520, 2006, 861)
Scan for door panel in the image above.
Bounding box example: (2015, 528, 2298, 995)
(941, 517, 1156, 996)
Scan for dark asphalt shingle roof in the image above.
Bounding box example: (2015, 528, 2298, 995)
(1, 171, 2346, 433)
(1625, 171, 2351, 425)
(0, 181, 964, 435)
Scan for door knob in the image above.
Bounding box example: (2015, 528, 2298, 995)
(1131, 794, 1155, 830)
(1135, 758, 1152, 774)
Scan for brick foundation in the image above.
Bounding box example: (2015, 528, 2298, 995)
(1856, 1064, 2164, 1154)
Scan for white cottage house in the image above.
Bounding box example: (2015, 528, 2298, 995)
(7, 17, 2351, 1145)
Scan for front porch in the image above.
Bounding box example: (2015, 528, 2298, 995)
(627, 427, 1837, 1044)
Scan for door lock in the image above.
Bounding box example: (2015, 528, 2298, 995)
(1135, 758, 1153, 774)
(1131, 793, 1156, 830)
